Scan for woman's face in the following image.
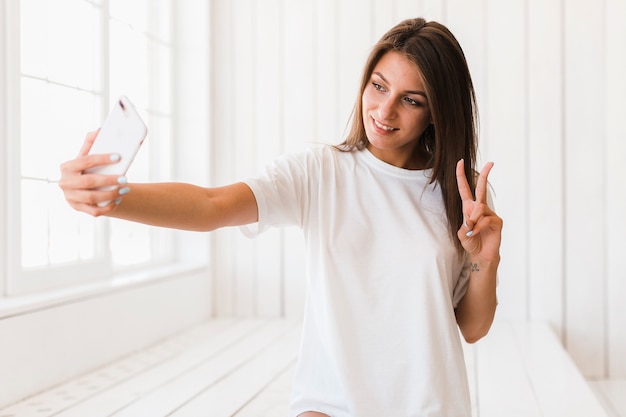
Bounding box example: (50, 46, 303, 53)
(362, 51, 432, 169)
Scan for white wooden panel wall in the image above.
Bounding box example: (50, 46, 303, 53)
(484, 0, 528, 322)
(606, 0, 626, 378)
(527, 0, 565, 341)
(208, 0, 626, 378)
(564, 0, 606, 379)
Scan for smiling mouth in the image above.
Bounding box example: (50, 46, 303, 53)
(373, 117, 397, 131)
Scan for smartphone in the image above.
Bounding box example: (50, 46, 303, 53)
(85, 95, 148, 176)
(85, 96, 147, 206)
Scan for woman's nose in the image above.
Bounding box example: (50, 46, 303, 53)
(377, 96, 397, 120)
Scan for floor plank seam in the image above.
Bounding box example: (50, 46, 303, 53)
(163, 320, 299, 417)
(230, 358, 297, 417)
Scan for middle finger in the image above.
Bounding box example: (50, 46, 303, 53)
(475, 162, 494, 204)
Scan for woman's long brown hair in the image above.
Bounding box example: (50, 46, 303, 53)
(338, 18, 478, 255)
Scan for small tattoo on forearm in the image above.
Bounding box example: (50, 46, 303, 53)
(471, 262, 480, 272)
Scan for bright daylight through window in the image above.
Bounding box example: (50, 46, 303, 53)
(8, 0, 173, 294)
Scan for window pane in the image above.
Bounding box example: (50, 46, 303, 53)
(109, 0, 148, 34)
(19, 0, 47, 77)
(21, 78, 99, 179)
(109, 18, 149, 105)
(21, 179, 98, 269)
(20, 0, 101, 90)
(21, 179, 49, 268)
(48, 182, 96, 265)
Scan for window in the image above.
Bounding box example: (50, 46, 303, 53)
(4, 0, 175, 295)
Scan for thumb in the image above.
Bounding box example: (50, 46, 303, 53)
(463, 217, 475, 237)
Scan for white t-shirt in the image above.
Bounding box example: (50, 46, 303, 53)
(242, 145, 472, 417)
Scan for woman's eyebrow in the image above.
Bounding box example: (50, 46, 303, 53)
(373, 71, 428, 98)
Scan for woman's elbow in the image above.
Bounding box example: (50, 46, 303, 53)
(461, 327, 488, 344)
(459, 320, 494, 344)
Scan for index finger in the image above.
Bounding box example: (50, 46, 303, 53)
(456, 159, 473, 201)
(475, 162, 494, 204)
(60, 150, 122, 177)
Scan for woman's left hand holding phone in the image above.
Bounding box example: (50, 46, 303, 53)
(58, 130, 131, 216)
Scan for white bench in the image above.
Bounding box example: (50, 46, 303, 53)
(0, 318, 609, 417)
(465, 320, 610, 417)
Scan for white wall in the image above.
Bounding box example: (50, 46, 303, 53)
(208, 0, 626, 379)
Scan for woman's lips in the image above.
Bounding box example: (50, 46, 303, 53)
(372, 117, 397, 133)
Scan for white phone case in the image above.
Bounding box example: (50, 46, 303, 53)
(85, 95, 147, 176)
(85, 96, 147, 206)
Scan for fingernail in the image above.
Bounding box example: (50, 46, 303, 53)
(118, 187, 130, 195)
(117, 176, 127, 184)
(466, 230, 474, 237)
(110, 154, 121, 162)
(115, 198, 122, 205)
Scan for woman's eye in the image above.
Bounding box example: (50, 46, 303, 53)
(404, 97, 420, 106)
(372, 82, 385, 91)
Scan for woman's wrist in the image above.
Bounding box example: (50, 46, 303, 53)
(468, 254, 500, 274)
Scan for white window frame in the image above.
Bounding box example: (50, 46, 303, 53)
(0, 0, 211, 314)
(3, 0, 180, 296)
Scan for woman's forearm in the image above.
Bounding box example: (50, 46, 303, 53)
(455, 256, 499, 343)
(108, 182, 258, 232)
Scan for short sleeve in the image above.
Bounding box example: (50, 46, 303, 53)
(240, 149, 315, 238)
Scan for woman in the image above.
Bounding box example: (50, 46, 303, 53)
(60, 17, 502, 417)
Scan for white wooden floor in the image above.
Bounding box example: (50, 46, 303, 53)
(0, 318, 613, 417)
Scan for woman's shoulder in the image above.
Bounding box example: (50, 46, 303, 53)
(265, 143, 363, 179)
